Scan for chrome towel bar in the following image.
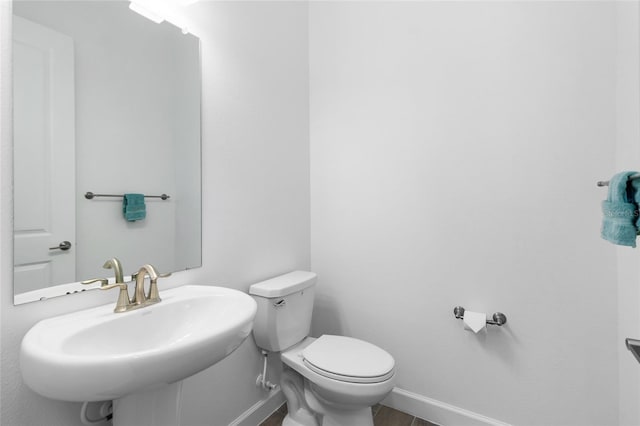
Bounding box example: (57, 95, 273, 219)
(84, 192, 170, 200)
(597, 173, 640, 187)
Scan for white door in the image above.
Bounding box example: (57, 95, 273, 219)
(13, 16, 76, 296)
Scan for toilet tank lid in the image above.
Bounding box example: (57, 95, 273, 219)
(249, 271, 317, 298)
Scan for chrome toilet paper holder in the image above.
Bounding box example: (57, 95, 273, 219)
(453, 306, 507, 326)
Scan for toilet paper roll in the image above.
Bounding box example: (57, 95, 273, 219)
(463, 310, 486, 333)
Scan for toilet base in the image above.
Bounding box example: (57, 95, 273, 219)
(281, 367, 320, 426)
(305, 386, 373, 426)
(317, 407, 373, 426)
(279, 366, 376, 426)
(283, 414, 313, 426)
(281, 404, 373, 426)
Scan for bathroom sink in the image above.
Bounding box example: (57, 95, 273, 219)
(20, 285, 257, 402)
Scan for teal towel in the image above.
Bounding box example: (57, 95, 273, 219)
(123, 193, 146, 222)
(634, 178, 640, 229)
(601, 171, 639, 247)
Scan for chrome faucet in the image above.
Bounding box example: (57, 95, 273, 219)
(103, 257, 124, 284)
(82, 259, 170, 313)
(82, 257, 131, 313)
(133, 264, 158, 305)
(132, 264, 172, 306)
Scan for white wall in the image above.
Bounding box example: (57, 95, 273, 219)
(178, 2, 309, 424)
(0, 1, 309, 425)
(616, 3, 640, 425)
(309, 2, 620, 425)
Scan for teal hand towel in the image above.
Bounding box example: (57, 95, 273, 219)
(123, 193, 146, 222)
(601, 171, 639, 247)
(631, 177, 640, 230)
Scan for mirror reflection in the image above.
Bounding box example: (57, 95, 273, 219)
(12, 0, 202, 304)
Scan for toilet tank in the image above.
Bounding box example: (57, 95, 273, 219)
(249, 271, 316, 352)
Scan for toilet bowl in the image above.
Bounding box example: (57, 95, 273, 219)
(249, 271, 396, 426)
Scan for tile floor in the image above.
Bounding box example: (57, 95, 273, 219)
(259, 403, 438, 426)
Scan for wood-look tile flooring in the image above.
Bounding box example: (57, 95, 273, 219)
(259, 403, 438, 426)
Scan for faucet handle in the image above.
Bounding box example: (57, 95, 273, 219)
(131, 270, 170, 281)
(99, 282, 131, 313)
(81, 278, 131, 313)
(81, 278, 125, 290)
(81, 278, 108, 287)
(147, 270, 171, 304)
(100, 282, 127, 291)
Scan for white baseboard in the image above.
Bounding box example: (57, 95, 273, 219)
(382, 387, 512, 426)
(228, 389, 286, 426)
(228, 386, 510, 426)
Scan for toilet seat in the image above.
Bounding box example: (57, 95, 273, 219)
(302, 335, 395, 384)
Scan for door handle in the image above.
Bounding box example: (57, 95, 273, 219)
(49, 241, 72, 251)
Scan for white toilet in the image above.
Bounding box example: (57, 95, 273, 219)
(249, 271, 396, 426)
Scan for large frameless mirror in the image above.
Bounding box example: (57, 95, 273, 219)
(12, 0, 202, 304)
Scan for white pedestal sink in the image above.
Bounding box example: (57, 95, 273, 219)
(20, 285, 257, 426)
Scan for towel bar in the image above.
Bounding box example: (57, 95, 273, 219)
(626, 338, 640, 365)
(597, 173, 640, 187)
(84, 192, 170, 200)
(453, 306, 507, 326)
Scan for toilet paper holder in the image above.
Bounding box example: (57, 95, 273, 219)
(453, 306, 507, 326)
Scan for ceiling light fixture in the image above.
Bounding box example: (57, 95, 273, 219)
(129, 0, 198, 35)
(129, 2, 164, 24)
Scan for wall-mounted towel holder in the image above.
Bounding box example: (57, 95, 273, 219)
(626, 338, 640, 365)
(453, 306, 507, 326)
(84, 192, 170, 200)
(597, 173, 640, 187)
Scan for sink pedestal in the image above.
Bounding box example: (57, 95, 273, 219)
(113, 381, 184, 426)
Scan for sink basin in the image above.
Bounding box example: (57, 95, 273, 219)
(20, 285, 257, 402)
